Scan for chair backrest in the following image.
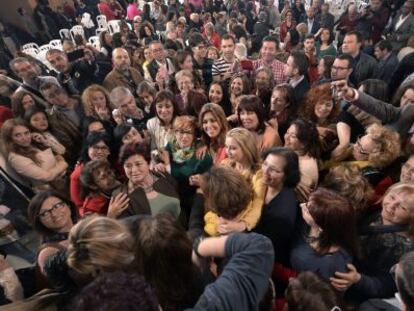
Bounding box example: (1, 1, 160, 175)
(22, 43, 39, 50)
(88, 36, 100, 49)
(49, 39, 63, 50)
(96, 28, 106, 36)
(107, 20, 121, 35)
(96, 14, 108, 29)
(39, 44, 51, 53)
(22, 47, 39, 57)
(59, 29, 71, 40)
(70, 25, 85, 42)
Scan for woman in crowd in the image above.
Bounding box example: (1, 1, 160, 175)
(175, 50, 202, 89)
(300, 83, 340, 156)
(284, 28, 301, 53)
(208, 81, 231, 116)
(400, 155, 414, 183)
(28, 190, 77, 273)
(81, 84, 115, 127)
(280, 9, 296, 43)
(135, 213, 207, 311)
(199, 103, 229, 164)
(11, 91, 42, 118)
(333, 79, 388, 159)
(331, 123, 401, 187)
(114, 124, 146, 151)
(316, 55, 335, 82)
(109, 143, 181, 220)
(290, 187, 359, 279)
(155, 116, 213, 218)
(2, 119, 68, 192)
(79, 159, 121, 216)
(254, 67, 274, 108)
(136, 81, 156, 122)
(70, 132, 111, 209)
(204, 128, 265, 236)
(284, 119, 320, 202)
(254, 147, 300, 265)
(330, 183, 414, 301)
(228, 73, 251, 123)
(237, 95, 281, 152)
(24, 106, 66, 156)
(147, 90, 179, 150)
(67, 216, 134, 281)
(316, 28, 337, 59)
(268, 84, 298, 139)
(99, 30, 113, 57)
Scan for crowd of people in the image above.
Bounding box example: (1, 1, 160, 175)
(0, 0, 414, 309)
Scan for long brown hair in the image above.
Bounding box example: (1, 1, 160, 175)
(1, 118, 42, 164)
(134, 213, 200, 311)
(199, 103, 229, 152)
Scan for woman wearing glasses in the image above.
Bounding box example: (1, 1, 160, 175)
(28, 190, 77, 274)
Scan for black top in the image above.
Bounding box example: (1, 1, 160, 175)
(253, 187, 299, 265)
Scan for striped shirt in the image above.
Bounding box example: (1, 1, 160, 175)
(212, 57, 234, 78)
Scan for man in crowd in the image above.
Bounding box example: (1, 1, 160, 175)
(103, 48, 143, 93)
(304, 7, 321, 35)
(284, 51, 310, 105)
(212, 34, 237, 83)
(331, 54, 354, 82)
(373, 40, 399, 83)
(109, 87, 144, 128)
(46, 48, 100, 95)
(9, 57, 59, 106)
(386, 0, 414, 51)
(144, 41, 176, 85)
(189, 33, 214, 87)
(253, 36, 286, 85)
(341, 31, 377, 86)
(364, 0, 390, 44)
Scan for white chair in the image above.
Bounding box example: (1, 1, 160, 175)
(88, 36, 100, 49)
(96, 14, 108, 29)
(22, 47, 39, 57)
(96, 28, 107, 36)
(70, 25, 85, 41)
(22, 43, 39, 50)
(39, 44, 51, 53)
(49, 39, 63, 50)
(59, 29, 71, 40)
(107, 20, 121, 35)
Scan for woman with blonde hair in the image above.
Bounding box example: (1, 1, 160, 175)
(204, 128, 265, 236)
(81, 84, 115, 124)
(67, 216, 134, 278)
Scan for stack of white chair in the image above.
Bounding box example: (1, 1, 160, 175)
(96, 15, 108, 30)
(107, 20, 121, 35)
(22, 43, 39, 51)
(22, 47, 39, 58)
(88, 36, 100, 49)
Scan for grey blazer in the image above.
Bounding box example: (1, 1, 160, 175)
(353, 91, 414, 141)
(387, 13, 414, 51)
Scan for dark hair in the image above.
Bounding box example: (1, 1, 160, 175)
(175, 50, 193, 68)
(397, 251, 414, 311)
(23, 105, 49, 132)
(271, 84, 298, 117)
(308, 187, 359, 257)
(112, 32, 124, 48)
(229, 73, 251, 95)
(345, 30, 362, 43)
(135, 213, 198, 310)
(289, 118, 321, 158)
(232, 25, 248, 41)
(208, 81, 231, 115)
(237, 95, 266, 134)
(359, 79, 388, 102)
(290, 51, 309, 76)
(153, 90, 180, 124)
(262, 36, 280, 49)
(286, 272, 342, 311)
(262, 147, 301, 188)
(188, 33, 206, 49)
(288, 29, 301, 46)
(79, 132, 111, 163)
(320, 55, 335, 79)
(201, 166, 252, 219)
(221, 34, 236, 44)
(304, 34, 315, 41)
(119, 142, 151, 166)
(11, 91, 40, 118)
(318, 28, 334, 45)
(392, 82, 414, 107)
(336, 53, 353, 68)
(28, 190, 78, 237)
(113, 124, 142, 145)
(79, 159, 114, 199)
(67, 271, 159, 311)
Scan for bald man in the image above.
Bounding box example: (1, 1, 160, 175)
(103, 48, 143, 93)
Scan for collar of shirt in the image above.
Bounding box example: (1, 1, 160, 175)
(289, 75, 304, 88)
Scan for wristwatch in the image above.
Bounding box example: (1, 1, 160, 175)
(192, 236, 205, 258)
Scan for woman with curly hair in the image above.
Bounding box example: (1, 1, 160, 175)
(81, 84, 115, 126)
(227, 73, 251, 124)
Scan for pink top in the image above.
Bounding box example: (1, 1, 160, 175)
(127, 3, 141, 20)
(98, 3, 116, 21)
(189, 0, 203, 9)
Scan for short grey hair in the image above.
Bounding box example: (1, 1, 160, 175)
(109, 87, 134, 106)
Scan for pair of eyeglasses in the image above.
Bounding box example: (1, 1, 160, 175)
(38, 201, 66, 219)
(355, 137, 370, 155)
